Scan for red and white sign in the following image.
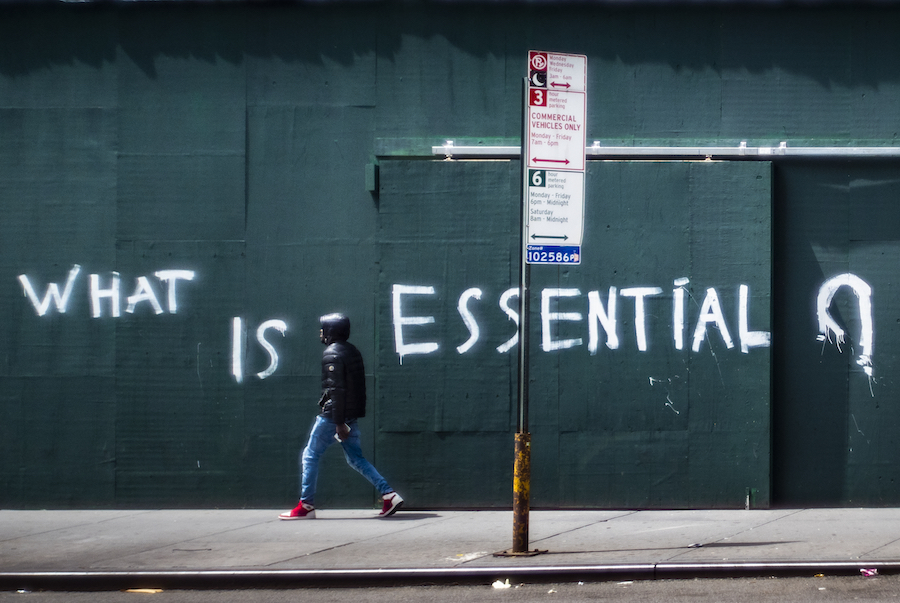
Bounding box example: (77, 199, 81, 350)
(529, 51, 586, 93)
(526, 90, 586, 172)
(526, 51, 586, 172)
(525, 51, 587, 265)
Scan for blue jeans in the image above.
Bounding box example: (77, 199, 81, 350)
(300, 415, 391, 505)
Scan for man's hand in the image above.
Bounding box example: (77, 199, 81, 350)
(335, 423, 351, 442)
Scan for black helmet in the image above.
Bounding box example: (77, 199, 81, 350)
(320, 313, 350, 344)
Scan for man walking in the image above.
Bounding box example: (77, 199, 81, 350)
(280, 313, 403, 520)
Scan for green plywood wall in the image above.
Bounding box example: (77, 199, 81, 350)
(375, 160, 770, 508)
(773, 163, 900, 507)
(0, 2, 899, 508)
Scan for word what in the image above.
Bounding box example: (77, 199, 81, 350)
(17, 265, 287, 383)
(18, 265, 195, 317)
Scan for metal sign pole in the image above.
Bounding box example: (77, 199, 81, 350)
(512, 77, 534, 555)
(501, 51, 586, 558)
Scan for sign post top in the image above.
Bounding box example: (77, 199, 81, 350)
(525, 50, 586, 266)
(528, 51, 587, 93)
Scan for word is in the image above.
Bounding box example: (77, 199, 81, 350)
(231, 317, 287, 382)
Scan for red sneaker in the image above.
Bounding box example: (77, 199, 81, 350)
(279, 501, 316, 520)
(379, 492, 403, 517)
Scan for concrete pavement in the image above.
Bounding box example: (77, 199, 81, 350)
(1, 508, 900, 590)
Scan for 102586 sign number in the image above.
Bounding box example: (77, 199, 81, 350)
(526, 244, 580, 265)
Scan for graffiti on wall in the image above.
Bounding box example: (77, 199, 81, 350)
(16, 266, 875, 384)
(392, 280, 771, 364)
(816, 273, 874, 378)
(18, 265, 195, 318)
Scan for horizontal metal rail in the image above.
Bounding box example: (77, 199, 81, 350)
(432, 141, 900, 159)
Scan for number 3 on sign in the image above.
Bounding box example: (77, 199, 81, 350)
(529, 88, 546, 106)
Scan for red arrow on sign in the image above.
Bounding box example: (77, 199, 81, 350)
(550, 81, 571, 89)
(532, 157, 570, 165)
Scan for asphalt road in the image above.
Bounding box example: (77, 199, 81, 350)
(4, 575, 900, 603)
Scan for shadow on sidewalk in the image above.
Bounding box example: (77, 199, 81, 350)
(307, 512, 441, 521)
(536, 541, 801, 555)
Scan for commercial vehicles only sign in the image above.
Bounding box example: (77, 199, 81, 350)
(527, 92, 586, 172)
(526, 51, 587, 265)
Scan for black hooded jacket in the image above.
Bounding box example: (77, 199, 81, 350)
(319, 314, 366, 424)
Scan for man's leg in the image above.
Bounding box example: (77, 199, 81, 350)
(300, 415, 336, 504)
(280, 416, 334, 520)
(339, 421, 391, 494)
(340, 421, 403, 516)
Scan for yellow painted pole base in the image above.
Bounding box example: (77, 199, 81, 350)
(512, 432, 531, 554)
